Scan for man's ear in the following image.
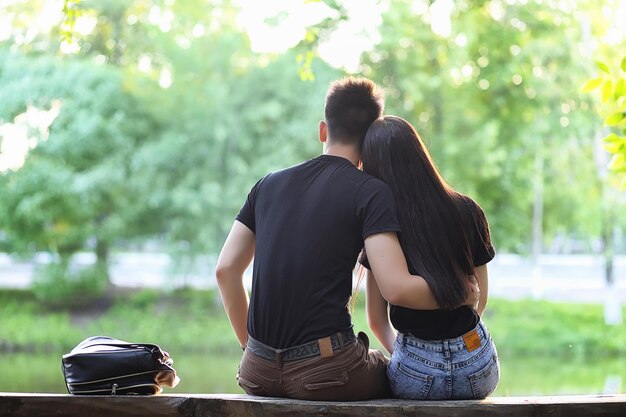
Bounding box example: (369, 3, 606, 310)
(319, 120, 327, 143)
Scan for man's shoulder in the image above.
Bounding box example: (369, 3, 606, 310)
(256, 156, 391, 196)
(354, 173, 393, 195)
(261, 157, 317, 179)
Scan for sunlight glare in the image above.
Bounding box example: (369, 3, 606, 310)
(235, 0, 384, 72)
(235, 0, 335, 53)
(0, 102, 61, 172)
(430, 0, 453, 37)
(317, 0, 385, 72)
(74, 14, 97, 36)
(159, 68, 173, 89)
(602, 0, 626, 45)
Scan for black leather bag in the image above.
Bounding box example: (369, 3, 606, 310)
(61, 336, 180, 395)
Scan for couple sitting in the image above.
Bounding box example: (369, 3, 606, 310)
(215, 77, 499, 401)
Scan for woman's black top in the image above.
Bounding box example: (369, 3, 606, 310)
(361, 195, 495, 340)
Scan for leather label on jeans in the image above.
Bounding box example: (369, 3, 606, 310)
(463, 330, 481, 352)
(318, 337, 333, 358)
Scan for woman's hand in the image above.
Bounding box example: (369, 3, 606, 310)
(464, 275, 481, 310)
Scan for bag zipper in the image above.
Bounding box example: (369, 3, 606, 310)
(67, 370, 171, 386)
(70, 383, 160, 395)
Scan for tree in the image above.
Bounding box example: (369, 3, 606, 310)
(581, 55, 626, 324)
(583, 57, 626, 188)
(360, 0, 602, 255)
(1, 0, 342, 267)
(0, 49, 160, 283)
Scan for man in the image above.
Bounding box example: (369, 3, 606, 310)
(216, 77, 472, 400)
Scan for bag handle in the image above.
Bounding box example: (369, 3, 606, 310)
(70, 336, 172, 365)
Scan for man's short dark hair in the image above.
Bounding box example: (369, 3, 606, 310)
(324, 77, 384, 146)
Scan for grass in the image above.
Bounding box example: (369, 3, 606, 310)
(2, 289, 625, 395)
(1, 288, 625, 359)
(484, 299, 626, 359)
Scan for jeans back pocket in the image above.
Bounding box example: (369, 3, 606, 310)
(469, 353, 500, 399)
(389, 360, 434, 400)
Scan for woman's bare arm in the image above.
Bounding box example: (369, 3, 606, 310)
(366, 270, 396, 354)
(474, 264, 489, 316)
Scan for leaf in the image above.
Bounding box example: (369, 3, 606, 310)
(608, 153, 625, 171)
(615, 78, 625, 99)
(604, 112, 625, 126)
(603, 143, 619, 153)
(602, 80, 614, 102)
(604, 133, 625, 144)
(603, 134, 626, 153)
(622, 56, 626, 72)
(596, 61, 610, 74)
(580, 77, 603, 93)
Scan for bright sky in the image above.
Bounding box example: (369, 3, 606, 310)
(234, 0, 386, 72)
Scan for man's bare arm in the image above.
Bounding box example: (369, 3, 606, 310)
(364, 232, 439, 309)
(364, 232, 480, 310)
(215, 220, 255, 349)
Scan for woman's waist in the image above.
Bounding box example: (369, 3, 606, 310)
(390, 305, 479, 340)
(397, 321, 491, 353)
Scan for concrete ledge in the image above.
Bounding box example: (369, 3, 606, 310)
(1, 393, 626, 417)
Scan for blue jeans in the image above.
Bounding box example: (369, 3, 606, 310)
(387, 321, 499, 400)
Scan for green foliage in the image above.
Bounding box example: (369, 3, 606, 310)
(0, 49, 162, 272)
(584, 56, 626, 188)
(91, 290, 239, 354)
(1, 0, 624, 267)
(31, 261, 108, 308)
(0, 290, 84, 351)
(352, 296, 626, 360)
(2, 289, 626, 360)
(360, 0, 602, 252)
(0, 288, 239, 354)
(484, 299, 626, 359)
(2, 288, 626, 395)
(60, 0, 83, 43)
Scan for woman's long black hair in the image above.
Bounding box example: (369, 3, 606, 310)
(361, 116, 474, 309)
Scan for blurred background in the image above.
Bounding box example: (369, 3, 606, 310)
(0, 0, 625, 396)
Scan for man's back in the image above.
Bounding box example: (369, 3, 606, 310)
(236, 154, 399, 348)
(216, 77, 407, 400)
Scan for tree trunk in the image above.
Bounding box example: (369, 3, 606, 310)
(95, 239, 111, 284)
(531, 148, 544, 299)
(602, 188, 622, 325)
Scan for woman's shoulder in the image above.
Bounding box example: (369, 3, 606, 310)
(453, 193, 481, 213)
(452, 193, 491, 228)
(454, 192, 495, 263)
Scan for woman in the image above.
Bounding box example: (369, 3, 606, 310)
(359, 115, 499, 400)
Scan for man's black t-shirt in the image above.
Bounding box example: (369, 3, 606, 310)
(236, 155, 401, 349)
(361, 195, 495, 340)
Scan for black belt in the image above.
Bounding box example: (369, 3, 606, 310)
(247, 329, 356, 362)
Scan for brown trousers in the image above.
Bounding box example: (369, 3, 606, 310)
(237, 332, 390, 401)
